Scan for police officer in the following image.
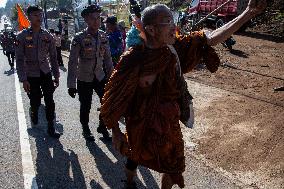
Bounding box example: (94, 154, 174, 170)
(15, 5, 60, 138)
(2, 31, 16, 70)
(67, 4, 113, 142)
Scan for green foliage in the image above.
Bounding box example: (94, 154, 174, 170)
(0, 7, 4, 18)
(11, 5, 18, 22)
(275, 11, 284, 21)
(58, 0, 73, 9)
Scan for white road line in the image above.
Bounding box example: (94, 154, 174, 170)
(15, 73, 38, 189)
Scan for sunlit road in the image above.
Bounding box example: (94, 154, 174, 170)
(0, 16, 241, 189)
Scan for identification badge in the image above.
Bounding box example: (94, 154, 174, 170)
(83, 38, 91, 42)
(26, 36, 32, 40)
(84, 47, 93, 51)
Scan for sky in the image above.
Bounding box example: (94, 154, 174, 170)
(0, 0, 7, 8)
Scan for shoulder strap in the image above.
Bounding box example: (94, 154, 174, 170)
(167, 44, 182, 76)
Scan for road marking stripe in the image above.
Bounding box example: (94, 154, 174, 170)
(15, 73, 38, 189)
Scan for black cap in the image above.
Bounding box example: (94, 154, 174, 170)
(104, 16, 117, 25)
(27, 5, 42, 15)
(81, 4, 102, 18)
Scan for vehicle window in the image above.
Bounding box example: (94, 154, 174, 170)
(191, 0, 199, 7)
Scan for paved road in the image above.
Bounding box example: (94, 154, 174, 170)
(0, 17, 243, 189)
(0, 50, 244, 189)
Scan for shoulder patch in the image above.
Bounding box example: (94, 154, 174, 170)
(26, 36, 32, 40)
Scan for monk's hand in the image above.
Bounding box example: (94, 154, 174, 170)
(112, 126, 124, 152)
(247, 0, 267, 15)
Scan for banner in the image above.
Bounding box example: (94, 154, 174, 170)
(16, 4, 30, 31)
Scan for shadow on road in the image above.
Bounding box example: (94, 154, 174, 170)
(236, 31, 284, 43)
(90, 179, 104, 189)
(59, 66, 67, 72)
(28, 127, 87, 189)
(3, 68, 15, 76)
(86, 138, 160, 188)
(229, 49, 249, 58)
(27, 103, 87, 188)
(86, 141, 131, 188)
(103, 139, 160, 188)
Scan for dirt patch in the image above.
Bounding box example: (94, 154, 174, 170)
(184, 33, 284, 188)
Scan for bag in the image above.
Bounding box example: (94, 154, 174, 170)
(167, 45, 195, 128)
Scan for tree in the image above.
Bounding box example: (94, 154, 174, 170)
(0, 7, 4, 19)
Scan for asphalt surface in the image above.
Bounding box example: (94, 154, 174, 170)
(0, 50, 244, 189)
(0, 19, 242, 189)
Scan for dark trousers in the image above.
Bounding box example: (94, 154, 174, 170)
(56, 46, 63, 66)
(6, 51, 15, 68)
(27, 71, 55, 122)
(77, 78, 106, 126)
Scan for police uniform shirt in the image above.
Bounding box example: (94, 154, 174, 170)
(2, 33, 15, 53)
(67, 29, 113, 89)
(15, 28, 60, 82)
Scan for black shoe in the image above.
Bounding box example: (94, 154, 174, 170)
(31, 111, 38, 125)
(97, 125, 111, 140)
(47, 123, 61, 139)
(274, 86, 284, 91)
(82, 125, 95, 142)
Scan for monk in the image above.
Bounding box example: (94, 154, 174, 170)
(101, 1, 266, 188)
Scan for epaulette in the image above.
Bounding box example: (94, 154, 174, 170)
(98, 29, 107, 35)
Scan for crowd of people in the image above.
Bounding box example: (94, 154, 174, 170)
(11, 0, 266, 188)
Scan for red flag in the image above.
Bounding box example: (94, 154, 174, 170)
(16, 4, 30, 31)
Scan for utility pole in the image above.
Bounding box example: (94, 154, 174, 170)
(73, 0, 80, 32)
(44, 0, 48, 28)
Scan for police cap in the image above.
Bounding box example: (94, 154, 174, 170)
(27, 5, 43, 16)
(81, 4, 102, 18)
